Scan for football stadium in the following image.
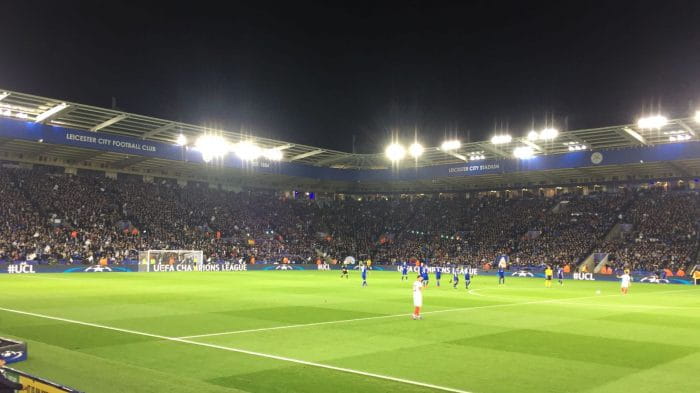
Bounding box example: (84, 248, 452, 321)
(3, 3, 700, 393)
(0, 88, 699, 393)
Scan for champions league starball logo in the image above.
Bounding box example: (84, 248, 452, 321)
(511, 270, 534, 277)
(0, 351, 24, 361)
(84, 265, 113, 272)
(639, 275, 669, 284)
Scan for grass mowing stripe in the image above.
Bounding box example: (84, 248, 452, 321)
(178, 288, 665, 339)
(0, 306, 472, 393)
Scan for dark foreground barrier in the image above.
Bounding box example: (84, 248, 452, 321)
(1, 367, 83, 393)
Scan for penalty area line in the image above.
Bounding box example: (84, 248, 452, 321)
(0, 306, 472, 393)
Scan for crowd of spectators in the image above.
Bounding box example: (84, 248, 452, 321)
(598, 190, 700, 273)
(1, 165, 699, 272)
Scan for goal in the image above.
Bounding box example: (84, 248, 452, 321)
(138, 250, 204, 272)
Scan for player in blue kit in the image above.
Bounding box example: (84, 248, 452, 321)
(464, 268, 471, 289)
(498, 265, 505, 285)
(452, 268, 459, 289)
(401, 261, 408, 281)
(420, 262, 429, 287)
(361, 263, 368, 287)
(435, 266, 442, 287)
(557, 265, 564, 286)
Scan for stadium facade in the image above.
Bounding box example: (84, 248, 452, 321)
(1, 88, 700, 195)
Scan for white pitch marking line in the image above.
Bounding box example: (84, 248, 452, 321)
(177, 289, 671, 339)
(0, 306, 471, 393)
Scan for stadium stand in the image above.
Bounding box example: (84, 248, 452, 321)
(2, 165, 699, 274)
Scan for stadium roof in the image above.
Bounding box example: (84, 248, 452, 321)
(1, 88, 699, 171)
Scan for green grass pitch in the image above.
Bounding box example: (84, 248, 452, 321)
(0, 271, 698, 393)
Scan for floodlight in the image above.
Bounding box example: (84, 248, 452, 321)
(637, 115, 668, 129)
(35, 103, 69, 123)
(513, 146, 535, 159)
(385, 143, 406, 161)
(527, 130, 539, 141)
(695, 111, 700, 124)
(195, 135, 230, 162)
(408, 142, 424, 158)
(263, 148, 284, 161)
(175, 134, 188, 146)
(540, 128, 559, 140)
(440, 140, 461, 151)
(233, 141, 262, 161)
(491, 134, 512, 145)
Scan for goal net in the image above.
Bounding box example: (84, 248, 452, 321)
(138, 250, 204, 272)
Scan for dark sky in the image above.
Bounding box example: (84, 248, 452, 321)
(1, 1, 700, 153)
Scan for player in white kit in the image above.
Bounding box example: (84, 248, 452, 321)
(412, 275, 424, 320)
(619, 271, 631, 295)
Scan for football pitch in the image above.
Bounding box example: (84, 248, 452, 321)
(0, 271, 698, 393)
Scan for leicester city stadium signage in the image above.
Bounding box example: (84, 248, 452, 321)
(6, 117, 700, 183)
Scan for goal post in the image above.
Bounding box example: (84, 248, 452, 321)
(138, 250, 204, 272)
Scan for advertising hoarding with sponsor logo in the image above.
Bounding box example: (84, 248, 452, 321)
(0, 338, 26, 365)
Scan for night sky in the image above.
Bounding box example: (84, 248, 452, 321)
(2, 1, 699, 153)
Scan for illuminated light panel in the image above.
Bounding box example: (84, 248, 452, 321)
(385, 143, 406, 162)
(175, 134, 188, 146)
(669, 134, 691, 142)
(440, 140, 461, 151)
(35, 102, 69, 123)
(695, 111, 700, 124)
(491, 134, 512, 145)
(233, 140, 262, 161)
(637, 115, 668, 129)
(527, 130, 539, 141)
(513, 146, 535, 159)
(540, 127, 558, 140)
(408, 142, 424, 158)
(263, 148, 284, 161)
(195, 135, 230, 162)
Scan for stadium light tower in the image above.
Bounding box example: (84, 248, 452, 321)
(385, 143, 406, 162)
(513, 146, 535, 159)
(440, 140, 461, 151)
(637, 115, 668, 130)
(491, 134, 512, 145)
(408, 142, 424, 158)
(195, 135, 230, 162)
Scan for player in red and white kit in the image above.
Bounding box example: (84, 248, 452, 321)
(619, 270, 631, 295)
(412, 275, 424, 320)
